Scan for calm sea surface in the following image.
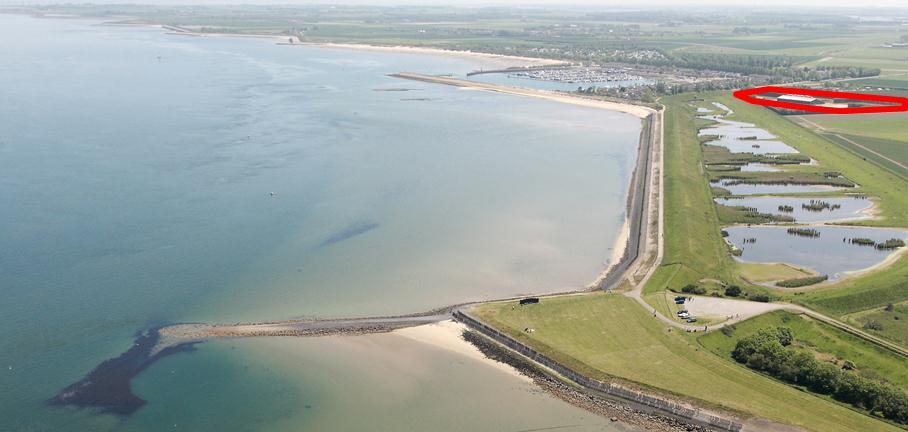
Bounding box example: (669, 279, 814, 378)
(0, 15, 641, 431)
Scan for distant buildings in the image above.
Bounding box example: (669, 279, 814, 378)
(777, 94, 821, 105)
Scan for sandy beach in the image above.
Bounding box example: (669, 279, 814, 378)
(301, 41, 566, 69)
(590, 219, 630, 289)
(158, 25, 564, 70)
(393, 72, 655, 118)
(395, 320, 532, 381)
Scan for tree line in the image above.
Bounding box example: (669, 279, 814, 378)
(732, 327, 908, 424)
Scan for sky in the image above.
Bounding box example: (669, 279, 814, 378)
(2, 0, 908, 7)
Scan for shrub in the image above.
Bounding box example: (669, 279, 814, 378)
(863, 320, 884, 331)
(731, 328, 908, 424)
(724, 285, 742, 297)
(681, 284, 706, 295)
(875, 238, 905, 250)
(776, 274, 828, 288)
(751, 293, 771, 302)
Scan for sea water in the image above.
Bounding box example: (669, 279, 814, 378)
(0, 15, 642, 431)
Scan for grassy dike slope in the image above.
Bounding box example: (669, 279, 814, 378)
(472, 294, 901, 432)
(643, 96, 736, 296)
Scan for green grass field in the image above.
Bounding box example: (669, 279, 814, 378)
(471, 294, 901, 432)
(797, 113, 908, 145)
(796, 267, 908, 318)
(737, 262, 816, 282)
(819, 133, 908, 180)
(843, 302, 908, 348)
(699, 310, 908, 390)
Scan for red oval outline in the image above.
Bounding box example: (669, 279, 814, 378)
(732, 86, 908, 114)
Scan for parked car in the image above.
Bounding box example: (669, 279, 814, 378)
(686, 317, 698, 323)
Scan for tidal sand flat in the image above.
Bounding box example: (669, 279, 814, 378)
(0, 14, 642, 431)
(726, 226, 908, 280)
(123, 325, 637, 432)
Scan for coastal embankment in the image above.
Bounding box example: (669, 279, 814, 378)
(390, 72, 656, 118)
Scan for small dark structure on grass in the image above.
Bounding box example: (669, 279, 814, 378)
(519, 297, 540, 306)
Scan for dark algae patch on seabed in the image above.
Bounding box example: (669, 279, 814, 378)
(49, 327, 200, 415)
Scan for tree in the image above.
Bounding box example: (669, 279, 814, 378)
(681, 284, 705, 295)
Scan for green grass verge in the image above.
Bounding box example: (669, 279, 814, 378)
(737, 262, 816, 282)
(843, 302, 908, 348)
(471, 294, 901, 432)
(793, 261, 908, 317)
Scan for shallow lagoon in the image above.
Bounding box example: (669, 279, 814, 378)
(726, 226, 907, 280)
(739, 163, 783, 172)
(712, 180, 845, 195)
(716, 196, 873, 223)
(699, 119, 799, 155)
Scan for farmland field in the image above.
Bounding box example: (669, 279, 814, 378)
(794, 113, 908, 144)
(790, 113, 908, 181)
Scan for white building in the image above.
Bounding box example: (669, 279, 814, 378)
(777, 94, 820, 105)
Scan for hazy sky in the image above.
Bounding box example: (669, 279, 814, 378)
(3, 0, 908, 7)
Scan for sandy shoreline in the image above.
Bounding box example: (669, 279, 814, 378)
(157, 25, 564, 70)
(395, 320, 532, 381)
(393, 72, 655, 118)
(299, 41, 566, 69)
(592, 220, 631, 289)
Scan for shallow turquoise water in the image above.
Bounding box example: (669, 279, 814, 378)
(0, 15, 641, 431)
